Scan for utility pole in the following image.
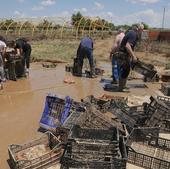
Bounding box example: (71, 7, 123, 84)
(162, 7, 165, 29)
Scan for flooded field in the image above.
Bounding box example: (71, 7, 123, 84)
(0, 62, 164, 169)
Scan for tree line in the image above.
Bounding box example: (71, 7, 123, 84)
(0, 12, 149, 32)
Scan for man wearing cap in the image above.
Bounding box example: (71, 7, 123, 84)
(117, 23, 144, 92)
(110, 28, 125, 83)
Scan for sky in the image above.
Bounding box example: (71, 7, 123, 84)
(0, 0, 170, 28)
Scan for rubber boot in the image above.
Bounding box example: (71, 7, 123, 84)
(118, 78, 128, 92)
(90, 67, 96, 78)
(77, 65, 82, 77)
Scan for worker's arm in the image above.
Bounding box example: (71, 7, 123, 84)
(16, 48, 23, 58)
(1, 46, 6, 63)
(110, 37, 119, 60)
(125, 42, 137, 62)
(111, 44, 117, 54)
(18, 48, 23, 55)
(14, 41, 24, 57)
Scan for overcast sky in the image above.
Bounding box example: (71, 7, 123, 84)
(0, 0, 170, 28)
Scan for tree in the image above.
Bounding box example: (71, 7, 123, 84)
(71, 11, 83, 26)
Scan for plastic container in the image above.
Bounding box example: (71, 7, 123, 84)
(8, 132, 63, 169)
(127, 128, 170, 169)
(39, 95, 73, 131)
(61, 125, 127, 169)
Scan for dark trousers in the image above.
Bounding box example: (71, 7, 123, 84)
(23, 44, 32, 69)
(113, 52, 131, 79)
(78, 47, 94, 71)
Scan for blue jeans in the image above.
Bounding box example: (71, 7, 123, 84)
(78, 47, 94, 71)
(112, 57, 119, 81)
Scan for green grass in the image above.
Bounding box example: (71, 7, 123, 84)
(31, 39, 79, 62)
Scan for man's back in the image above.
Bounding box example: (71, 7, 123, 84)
(114, 32, 125, 52)
(80, 37, 93, 49)
(15, 39, 30, 52)
(119, 30, 137, 53)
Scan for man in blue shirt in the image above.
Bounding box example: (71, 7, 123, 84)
(117, 23, 144, 92)
(76, 36, 95, 77)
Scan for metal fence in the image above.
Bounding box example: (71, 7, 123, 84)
(0, 17, 113, 40)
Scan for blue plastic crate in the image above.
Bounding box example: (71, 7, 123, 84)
(39, 94, 72, 131)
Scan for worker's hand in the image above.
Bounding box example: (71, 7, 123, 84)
(131, 57, 138, 70)
(132, 56, 138, 63)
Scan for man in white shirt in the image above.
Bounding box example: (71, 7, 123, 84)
(110, 28, 125, 83)
(0, 40, 7, 82)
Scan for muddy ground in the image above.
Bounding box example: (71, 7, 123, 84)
(0, 60, 167, 169)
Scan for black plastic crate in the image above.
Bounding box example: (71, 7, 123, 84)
(109, 106, 137, 133)
(127, 128, 170, 169)
(82, 95, 127, 113)
(144, 96, 170, 127)
(108, 97, 163, 132)
(61, 157, 127, 169)
(61, 125, 127, 169)
(127, 127, 160, 143)
(75, 106, 127, 135)
(5, 58, 26, 81)
(67, 125, 121, 156)
(160, 119, 170, 132)
(69, 125, 119, 142)
(132, 60, 159, 82)
(157, 96, 170, 107)
(62, 104, 85, 130)
(81, 95, 111, 112)
(161, 83, 170, 96)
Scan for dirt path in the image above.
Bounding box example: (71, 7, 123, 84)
(0, 62, 163, 169)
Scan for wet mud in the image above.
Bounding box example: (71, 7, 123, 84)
(0, 62, 163, 169)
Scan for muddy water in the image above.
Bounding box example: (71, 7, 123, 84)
(0, 62, 162, 169)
